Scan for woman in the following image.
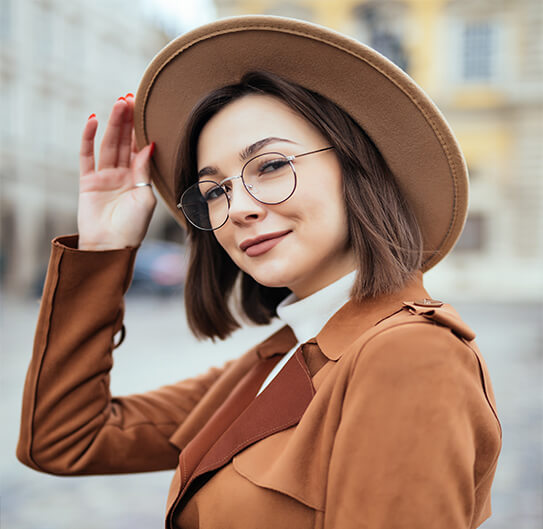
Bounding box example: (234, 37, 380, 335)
(17, 16, 501, 529)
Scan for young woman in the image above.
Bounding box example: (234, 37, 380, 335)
(17, 16, 502, 529)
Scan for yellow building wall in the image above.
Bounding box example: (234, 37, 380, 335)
(218, 0, 514, 164)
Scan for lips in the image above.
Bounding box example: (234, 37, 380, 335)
(240, 230, 291, 256)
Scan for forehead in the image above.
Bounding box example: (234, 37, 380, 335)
(196, 94, 323, 165)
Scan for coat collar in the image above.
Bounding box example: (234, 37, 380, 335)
(257, 270, 430, 361)
(254, 324, 297, 360)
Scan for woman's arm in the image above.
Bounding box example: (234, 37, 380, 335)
(324, 323, 502, 529)
(16, 97, 231, 475)
(16, 236, 229, 475)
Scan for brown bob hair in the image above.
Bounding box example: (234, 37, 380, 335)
(175, 71, 423, 340)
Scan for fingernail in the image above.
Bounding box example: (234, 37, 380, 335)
(117, 96, 126, 102)
(125, 92, 134, 98)
(149, 142, 156, 156)
(88, 113, 96, 120)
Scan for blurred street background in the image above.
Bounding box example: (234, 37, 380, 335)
(1, 0, 542, 528)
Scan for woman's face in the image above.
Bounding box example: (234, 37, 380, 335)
(197, 94, 356, 299)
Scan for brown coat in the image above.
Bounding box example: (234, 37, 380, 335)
(17, 236, 502, 529)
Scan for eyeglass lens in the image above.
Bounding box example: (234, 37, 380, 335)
(181, 152, 295, 230)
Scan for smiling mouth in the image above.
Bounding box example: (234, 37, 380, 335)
(243, 231, 291, 257)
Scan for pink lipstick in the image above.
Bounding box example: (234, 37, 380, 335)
(240, 230, 291, 257)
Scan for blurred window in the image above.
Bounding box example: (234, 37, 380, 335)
(352, 3, 409, 72)
(33, 92, 52, 155)
(1, 0, 11, 41)
(455, 211, 487, 252)
(0, 75, 13, 144)
(461, 20, 496, 81)
(65, 18, 86, 69)
(33, 3, 55, 60)
(0, 201, 15, 282)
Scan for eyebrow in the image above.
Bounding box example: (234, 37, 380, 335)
(197, 137, 298, 180)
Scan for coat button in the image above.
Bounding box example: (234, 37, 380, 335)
(413, 298, 443, 308)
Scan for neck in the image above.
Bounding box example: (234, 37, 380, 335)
(289, 264, 357, 300)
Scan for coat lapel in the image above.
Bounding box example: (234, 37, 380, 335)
(174, 346, 315, 507)
(193, 347, 315, 476)
(177, 354, 281, 489)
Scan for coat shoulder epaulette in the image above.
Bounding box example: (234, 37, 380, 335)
(400, 298, 476, 342)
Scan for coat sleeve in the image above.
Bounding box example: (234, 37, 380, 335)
(323, 322, 502, 529)
(16, 235, 231, 476)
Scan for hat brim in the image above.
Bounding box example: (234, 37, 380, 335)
(134, 15, 468, 272)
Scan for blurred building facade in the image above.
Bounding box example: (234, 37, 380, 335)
(0, 0, 179, 293)
(1, 0, 542, 300)
(215, 0, 543, 300)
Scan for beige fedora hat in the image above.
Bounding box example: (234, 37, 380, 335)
(133, 15, 468, 272)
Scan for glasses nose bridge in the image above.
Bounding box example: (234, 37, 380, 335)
(219, 172, 242, 189)
(219, 171, 255, 203)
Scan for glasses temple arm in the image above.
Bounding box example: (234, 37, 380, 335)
(290, 146, 335, 161)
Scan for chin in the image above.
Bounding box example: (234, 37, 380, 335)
(246, 267, 295, 290)
(250, 275, 290, 289)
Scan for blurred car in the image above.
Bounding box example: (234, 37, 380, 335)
(128, 239, 188, 296)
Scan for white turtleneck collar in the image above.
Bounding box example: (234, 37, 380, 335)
(256, 270, 357, 396)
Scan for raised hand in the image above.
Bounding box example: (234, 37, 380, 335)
(78, 94, 157, 250)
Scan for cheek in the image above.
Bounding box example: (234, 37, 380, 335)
(294, 179, 347, 238)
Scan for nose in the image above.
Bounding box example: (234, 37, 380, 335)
(226, 177, 267, 225)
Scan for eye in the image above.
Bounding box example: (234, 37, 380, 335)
(203, 185, 225, 201)
(257, 158, 289, 175)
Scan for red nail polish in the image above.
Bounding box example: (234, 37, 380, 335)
(88, 113, 96, 120)
(117, 96, 126, 102)
(149, 142, 156, 156)
(125, 93, 134, 98)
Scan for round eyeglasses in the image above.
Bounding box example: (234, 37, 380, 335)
(177, 146, 334, 231)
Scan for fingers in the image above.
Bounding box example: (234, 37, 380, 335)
(117, 94, 134, 167)
(130, 127, 138, 155)
(129, 128, 138, 165)
(80, 114, 98, 176)
(132, 143, 155, 185)
(80, 93, 149, 185)
(97, 98, 128, 170)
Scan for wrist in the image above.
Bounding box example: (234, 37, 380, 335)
(78, 237, 138, 251)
